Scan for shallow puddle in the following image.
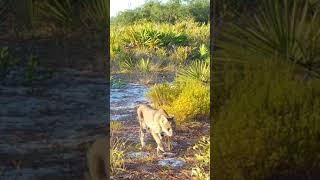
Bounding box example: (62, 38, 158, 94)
(158, 159, 186, 168)
(111, 83, 149, 121)
(127, 151, 150, 159)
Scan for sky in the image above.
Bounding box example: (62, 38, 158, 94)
(111, 0, 169, 17)
(111, 0, 145, 17)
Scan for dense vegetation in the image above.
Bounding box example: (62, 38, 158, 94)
(213, 0, 320, 179)
(111, 20, 209, 73)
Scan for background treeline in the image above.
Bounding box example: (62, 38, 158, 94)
(213, 0, 320, 179)
(111, 0, 210, 25)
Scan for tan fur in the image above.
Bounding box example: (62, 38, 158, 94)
(137, 104, 176, 155)
(85, 137, 108, 180)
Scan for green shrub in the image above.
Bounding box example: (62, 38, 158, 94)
(213, 61, 320, 179)
(191, 136, 210, 180)
(147, 79, 210, 124)
(167, 80, 209, 123)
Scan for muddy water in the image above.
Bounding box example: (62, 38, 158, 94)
(111, 83, 149, 121)
(0, 69, 107, 180)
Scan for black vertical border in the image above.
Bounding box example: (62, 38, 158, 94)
(210, 0, 215, 180)
(106, 0, 111, 179)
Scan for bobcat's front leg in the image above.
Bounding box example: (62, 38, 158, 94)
(151, 132, 165, 155)
(140, 128, 146, 148)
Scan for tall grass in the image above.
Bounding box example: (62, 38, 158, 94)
(110, 137, 126, 176)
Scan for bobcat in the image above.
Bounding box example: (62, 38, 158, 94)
(137, 104, 176, 154)
(85, 137, 108, 180)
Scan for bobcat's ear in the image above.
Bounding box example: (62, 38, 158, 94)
(161, 115, 168, 123)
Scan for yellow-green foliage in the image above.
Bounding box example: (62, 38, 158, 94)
(192, 136, 210, 180)
(148, 80, 210, 123)
(110, 137, 126, 175)
(213, 61, 320, 179)
(167, 80, 210, 123)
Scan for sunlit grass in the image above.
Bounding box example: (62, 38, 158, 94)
(110, 137, 127, 176)
(110, 121, 123, 131)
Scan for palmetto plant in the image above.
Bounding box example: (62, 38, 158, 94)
(122, 26, 162, 49)
(38, 0, 74, 29)
(177, 60, 210, 84)
(216, 0, 320, 73)
(81, 0, 109, 30)
(121, 22, 189, 50)
(119, 56, 135, 72)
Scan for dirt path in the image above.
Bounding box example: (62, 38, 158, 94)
(0, 69, 107, 180)
(111, 110, 209, 179)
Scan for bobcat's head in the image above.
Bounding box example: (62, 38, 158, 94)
(160, 115, 176, 137)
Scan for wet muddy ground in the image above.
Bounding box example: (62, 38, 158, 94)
(110, 74, 210, 179)
(0, 69, 107, 180)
